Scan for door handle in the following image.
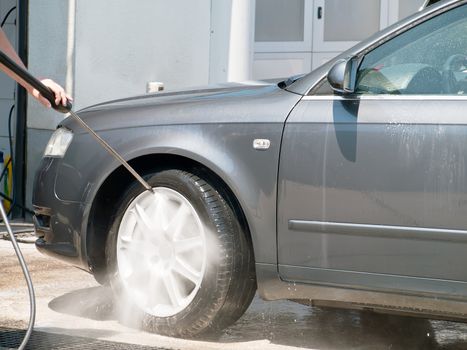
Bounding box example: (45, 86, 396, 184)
(317, 6, 323, 19)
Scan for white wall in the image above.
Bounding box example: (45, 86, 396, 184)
(73, 0, 211, 110)
(28, 0, 213, 123)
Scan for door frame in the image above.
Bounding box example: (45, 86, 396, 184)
(312, 0, 391, 52)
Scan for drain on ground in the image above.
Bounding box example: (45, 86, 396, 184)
(0, 327, 169, 350)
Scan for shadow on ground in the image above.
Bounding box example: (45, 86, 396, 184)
(49, 286, 467, 350)
(49, 286, 115, 321)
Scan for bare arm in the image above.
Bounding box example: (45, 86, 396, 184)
(0, 28, 71, 108)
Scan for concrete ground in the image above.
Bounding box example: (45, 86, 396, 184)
(2, 238, 467, 350)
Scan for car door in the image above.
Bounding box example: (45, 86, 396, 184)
(278, 3, 467, 296)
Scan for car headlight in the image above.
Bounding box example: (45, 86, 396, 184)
(43, 128, 74, 158)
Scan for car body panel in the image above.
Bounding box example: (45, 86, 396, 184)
(33, 157, 85, 266)
(278, 96, 467, 297)
(69, 84, 292, 131)
(256, 263, 467, 319)
(33, 84, 302, 267)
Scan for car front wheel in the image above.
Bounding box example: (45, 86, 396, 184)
(105, 169, 256, 337)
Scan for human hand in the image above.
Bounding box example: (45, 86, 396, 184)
(32, 79, 73, 108)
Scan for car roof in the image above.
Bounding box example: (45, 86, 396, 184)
(286, 0, 465, 96)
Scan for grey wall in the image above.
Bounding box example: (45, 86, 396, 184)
(26, 0, 71, 209)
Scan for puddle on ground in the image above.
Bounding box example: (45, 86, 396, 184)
(220, 296, 467, 350)
(48, 288, 467, 350)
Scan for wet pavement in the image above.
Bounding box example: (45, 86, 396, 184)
(2, 239, 467, 349)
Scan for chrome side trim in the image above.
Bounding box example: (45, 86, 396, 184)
(288, 220, 467, 242)
(301, 95, 467, 101)
(279, 265, 467, 298)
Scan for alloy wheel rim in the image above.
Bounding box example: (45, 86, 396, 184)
(116, 187, 207, 317)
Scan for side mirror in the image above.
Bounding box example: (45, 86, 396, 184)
(327, 57, 359, 94)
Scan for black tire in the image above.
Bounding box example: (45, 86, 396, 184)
(105, 169, 256, 338)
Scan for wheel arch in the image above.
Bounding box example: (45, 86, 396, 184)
(86, 153, 254, 282)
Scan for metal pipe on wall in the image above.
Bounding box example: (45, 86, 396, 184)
(13, 0, 29, 218)
(227, 0, 254, 82)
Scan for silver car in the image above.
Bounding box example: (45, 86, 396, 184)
(33, 0, 467, 338)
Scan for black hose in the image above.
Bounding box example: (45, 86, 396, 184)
(0, 6, 16, 28)
(7, 104, 15, 216)
(0, 191, 34, 216)
(0, 157, 12, 190)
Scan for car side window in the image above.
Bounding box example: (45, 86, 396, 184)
(311, 79, 334, 95)
(356, 5, 467, 96)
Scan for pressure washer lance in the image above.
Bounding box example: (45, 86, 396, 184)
(0, 50, 153, 349)
(0, 50, 153, 193)
(40, 93, 154, 192)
